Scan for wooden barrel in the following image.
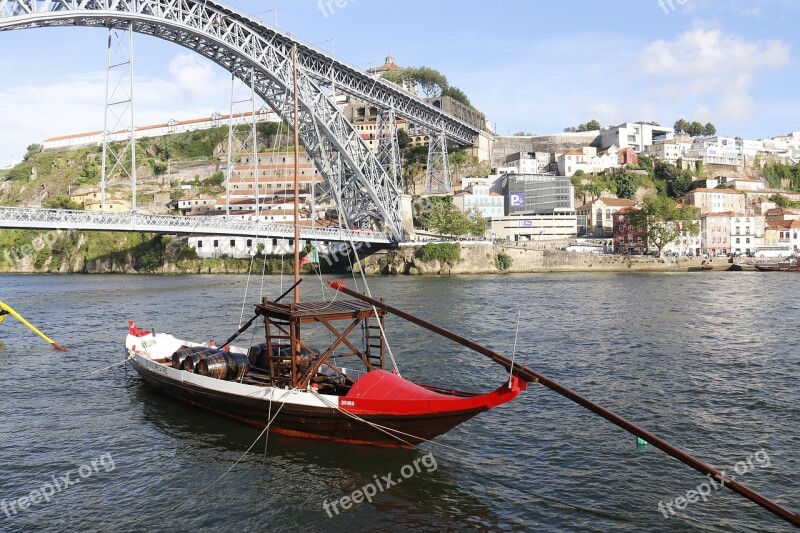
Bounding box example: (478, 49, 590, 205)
(171, 346, 201, 370)
(225, 352, 251, 380)
(183, 348, 215, 373)
(198, 353, 229, 380)
(247, 343, 267, 367)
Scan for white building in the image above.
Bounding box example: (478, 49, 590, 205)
(556, 147, 619, 177)
(729, 213, 765, 257)
(454, 182, 504, 219)
(597, 122, 673, 153)
(490, 213, 578, 242)
(684, 137, 742, 167)
(505, 152, 552, 174)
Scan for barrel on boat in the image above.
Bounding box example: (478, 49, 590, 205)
(184, 348, 216, 373)
(225, 352, 251, 380)
(198, 353, 229, 379)
(171, 346, 207, 370)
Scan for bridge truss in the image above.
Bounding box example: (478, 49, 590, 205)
(0, 0, 482, 243)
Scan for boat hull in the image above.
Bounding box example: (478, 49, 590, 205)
(130, 355, 504, 447)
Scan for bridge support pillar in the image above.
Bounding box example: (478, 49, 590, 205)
(423, 131, 452, 195)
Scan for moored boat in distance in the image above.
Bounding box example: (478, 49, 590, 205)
(754, 256, 800, 272)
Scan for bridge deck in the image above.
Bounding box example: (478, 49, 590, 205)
(0, 207, 393, 243)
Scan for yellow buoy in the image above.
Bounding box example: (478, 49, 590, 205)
(0, 300, 68, 352)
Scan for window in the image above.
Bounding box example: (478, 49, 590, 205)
(230, 239, 236, 247)
(246, 239, 253, 247)
(197, 240, 203, 248)
(735, 238, 740, 244)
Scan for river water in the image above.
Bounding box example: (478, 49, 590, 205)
(0, 273, 797, 532)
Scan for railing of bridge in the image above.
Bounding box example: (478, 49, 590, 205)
(0, 207, 392, 243)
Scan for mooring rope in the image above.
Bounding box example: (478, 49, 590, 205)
(312, 392, 627, 522)
(105, 390, 290, 529)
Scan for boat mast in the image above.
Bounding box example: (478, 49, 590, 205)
(292, 44, 301, 304)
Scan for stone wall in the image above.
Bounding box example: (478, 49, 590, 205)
(358, 242, 715, 275)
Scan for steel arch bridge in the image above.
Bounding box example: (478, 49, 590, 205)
(0, 0, 481, 242)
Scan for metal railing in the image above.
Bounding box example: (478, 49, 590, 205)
(0, 207, 392, 243)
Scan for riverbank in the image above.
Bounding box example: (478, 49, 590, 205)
(0, 230, 743, 275)
(356, 242, 732, 275)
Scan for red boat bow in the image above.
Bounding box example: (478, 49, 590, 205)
(341, 370, 527, 416)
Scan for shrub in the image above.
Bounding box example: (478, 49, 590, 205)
(495, 252, 513, 271)
(417, 243, 460, 264)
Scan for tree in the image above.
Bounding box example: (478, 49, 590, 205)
(396, 128, 410, 150)
(442, 86, 471, 107)
(411, 66, 449, 98)
(23, 144, 43, 161)
(628, 195, 700, 257)
(614, 172, 638, 199)
(687, 121, 705, 137)
(43, 195, 82, 210)
(703, 123, 717, 136)
(577, 119, 601, 132)
(467, 208, 488, 237)
(673, 119, 689, 134)
(655, 161, 694, 199)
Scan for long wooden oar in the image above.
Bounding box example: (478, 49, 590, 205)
(0, 300, 68, 352)
(327, 281, 800, 528)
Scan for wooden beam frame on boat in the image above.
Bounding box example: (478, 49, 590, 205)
(256, 297, 387, 389)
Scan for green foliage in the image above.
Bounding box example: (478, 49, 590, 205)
(7, 161, 33, 182)
(768, 194, 800, 209)
(614, 172, 639, 199)
(205, 171, 225, 187)
(23, 144, 43, 161)
(416, 196, 487, 236)
(396, 128, 410, 149)
(417, 243, 461, 264)
(654, 161, 694, 199)
(763, 162, 800, 191)
(149, 159, 168, 175)
(441, 86, 471, 107)
(576, 119, 601, 132)
(43, 195, 82, 210)
(628, 194, 700, 256)
(495, 251, 513, 271)
(673, 119, 716, 137)
(256, 121, 290, 140)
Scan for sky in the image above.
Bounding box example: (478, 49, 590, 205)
(1, 0, 800, 165)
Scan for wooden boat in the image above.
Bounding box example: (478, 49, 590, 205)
(754, 256, 800, 272)
(126, 291, 526, 447)
(125, 45, 526, 447)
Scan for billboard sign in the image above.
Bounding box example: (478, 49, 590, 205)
(510, 192, 525, 208)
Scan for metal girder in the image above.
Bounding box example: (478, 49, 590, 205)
(376, 107, 403, 187)
(0, 0, 417, 240)
(0, 207, 392, 243)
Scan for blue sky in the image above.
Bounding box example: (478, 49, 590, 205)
(1, 0, 799, 165)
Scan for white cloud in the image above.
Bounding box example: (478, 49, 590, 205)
(641, 26, 791, 121)
(168, 54, 221, 101)
(0, 55, 237, 162)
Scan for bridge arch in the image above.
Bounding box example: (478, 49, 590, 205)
(0, 0, 410, 240)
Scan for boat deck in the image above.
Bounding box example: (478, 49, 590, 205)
(256, 299, 384, 322)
